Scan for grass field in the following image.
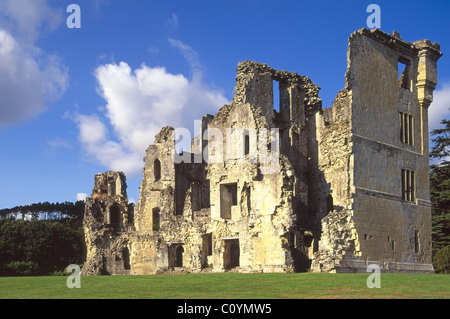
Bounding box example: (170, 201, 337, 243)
(0, 273, 449, 299)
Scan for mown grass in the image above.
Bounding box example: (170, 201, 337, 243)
(0, 273, 449, 299)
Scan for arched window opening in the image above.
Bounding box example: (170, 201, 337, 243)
(175, 245, 184, 267)
(244, 132, 250, 156)
(154, 159, 161, 181)
(122, 247, 130, 270)
(110, 204, 121, 230)
(152, 208, 160, 231)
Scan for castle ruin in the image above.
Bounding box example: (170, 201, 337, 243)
(82, 28, 442, 275)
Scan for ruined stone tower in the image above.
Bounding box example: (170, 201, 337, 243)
(82, 171, 131, 275)
(83, 28, 442, 275)
(309, 29, 442, 273)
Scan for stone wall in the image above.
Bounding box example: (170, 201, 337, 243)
(82, 28, 441, 275)
(311, 29, 441, 273)
(82, 171, 131, 275)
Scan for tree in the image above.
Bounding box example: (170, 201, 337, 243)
(430, 119, 450, 257)
(433, 245, 450, 274)
(0, 201, 85, 221)
(0, 218, 84, 276)
(0, 200, 85, 276)
(430, 119, 450, 162)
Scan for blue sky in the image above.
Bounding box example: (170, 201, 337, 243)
(0, 0, 449, 209)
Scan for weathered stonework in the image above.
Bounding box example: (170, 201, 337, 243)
(83, 28, 442, 275)
(82, 171, 131, 275)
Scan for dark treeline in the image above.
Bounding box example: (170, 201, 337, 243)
(0, 201, 85, 276)
(0, 201, 85, 221)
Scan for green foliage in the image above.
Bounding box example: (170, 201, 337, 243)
(0, 218, 84, 276)
(433, 245, 450, 274)
(430, 119, 450, 161)
(52, 264, 83, 276)
(430, 119, 450, 254)
(5, 261, 38, 276)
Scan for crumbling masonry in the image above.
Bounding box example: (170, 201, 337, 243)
(82, 28, 442, 275)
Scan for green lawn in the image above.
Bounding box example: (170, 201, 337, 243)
(0, 273, 449, 299)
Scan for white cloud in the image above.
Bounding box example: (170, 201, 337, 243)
(0, 0, 63, 44)
(76, 193, 88, 202)
(0, 29, 68, 128)
(75, 42, 229, 177)
(0, 0, 68, 128)
(165, 13, 179, 31)
(429, 82, 450, 132)
(47, 136, 72, 149)
(168, 38, 202, 76)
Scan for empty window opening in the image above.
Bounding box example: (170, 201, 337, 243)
(108, 176, 116, 195)
(100, 181, 108, 195)
(206, 234, 213, 256)
(399, 112, 414, 145)
(201, 180, 211, 209)
(191, 182, 201, 212)
(175, 245, 184, 267)
(110, 204, 121, 230)
(401, 169, 415, 202)
(122, 247, 130, 270)
(201, 233, 213, 268)
(223, 239, 240, 270)
(273, 80, 280, 112)
(220, 183, 237, 219)
(152, 208, 160, 231)
(244, 132, 250, 156)
(303, 233, 315, 259)
(169, 244, 184, 267)
(398, 59, 411, 91)
(326, 194, 334, 213)
(154, 159, 161, 181)
(191, 180, 211, 212)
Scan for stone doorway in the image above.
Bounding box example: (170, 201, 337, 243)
(169, 243, 184, 267)
(223, 239, 240, 270)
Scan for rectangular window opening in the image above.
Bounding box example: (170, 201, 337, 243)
(401, 169, 415, 202)
(399, 112, 414, 146)
(398, 59, 411, 91)
(220, 183, 238, 219)
(273, 80, 280, 112)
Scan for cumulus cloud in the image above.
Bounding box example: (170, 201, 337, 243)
(429, 82, 450, 132)
(76, 193, 88, 202)
(0, 29, 68, 127)
(0, 0, 63, 44)
(0, 0, 68, 128)
(75, 41, 229, 177)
